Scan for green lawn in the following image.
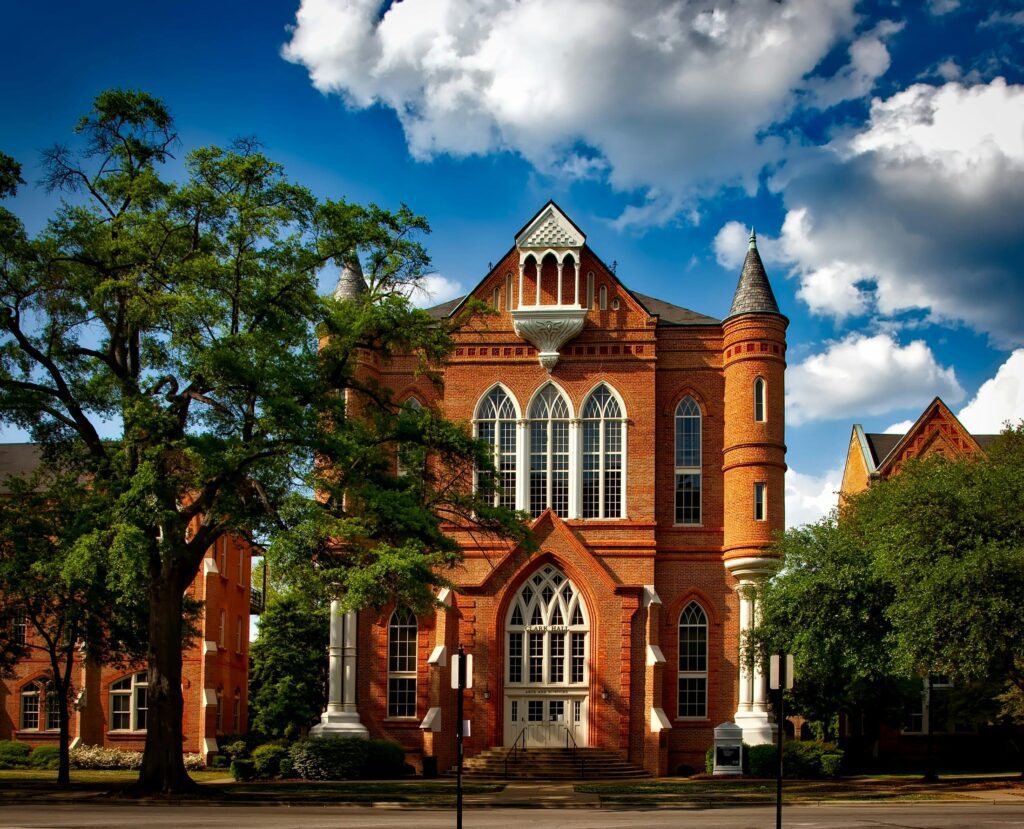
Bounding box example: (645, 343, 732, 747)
(0, 769, 228, 785)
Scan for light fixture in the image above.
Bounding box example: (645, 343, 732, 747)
(601, 687, 609, 701)
(483, 686, 490, 700)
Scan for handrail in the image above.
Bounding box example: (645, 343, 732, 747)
(503, 727, 528, 779)
(563, 726, 585, 779)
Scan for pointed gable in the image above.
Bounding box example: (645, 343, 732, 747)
(876, 397, 984, 478)
(515, 201, 585, 251)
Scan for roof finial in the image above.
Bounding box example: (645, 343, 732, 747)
(748, 227, 757, 251)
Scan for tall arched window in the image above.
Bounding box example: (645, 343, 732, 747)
(397, 397, 425, 478)
(20, 681, 40, 730)
(505, 273, 513, 310)
(754, 377, 766, 422)
(388, 607, 418, 718)
(675, 396, 702, 525)
(110, 672, 148, 731)
(528, 385, 570, 517)
(678, 602, 708, 718)
(475, 387, 518, 509)
(582, 385, 623, 518)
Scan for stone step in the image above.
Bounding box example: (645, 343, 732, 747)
(448, 747, 652, 779)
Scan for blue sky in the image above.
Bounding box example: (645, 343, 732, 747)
(2, 0, 1023, 525)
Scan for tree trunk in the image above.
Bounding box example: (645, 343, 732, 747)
(135, 561, 197, 794)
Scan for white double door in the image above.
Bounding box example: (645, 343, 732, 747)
(505, 694, 588, 747)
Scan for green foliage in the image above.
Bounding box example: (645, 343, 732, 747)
(0, 741, 31, 769)
(230, 759, 256, 781)
(365, 739, 408, 779)
(820, 753, 843, 778)
(211, 755, 229, 769)
(747, 744, 775, 777)
(219, 739, 250, 761)
(248, 592, 329, 737)
(251, 743, 289, 778)
(278, 756, 295, 778)
(704, 746, 714, 775)
(289, 737, 367, 781)
(0, 89, 531, 791)
(29, 746, 61, 770)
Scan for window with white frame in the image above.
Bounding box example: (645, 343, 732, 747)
(218, 537, 227, 574)
(218, 609, 226, 647)
(754, 482, 767, 521)
(582, 385, 623, 519)
(506, 564, 588, 687)
(754, 377, 766, 422)
(236, 616, 244, 653)
(20, 681, 41, 730)
(388, 607, 417, 718)
(492, 286, 500, 309)
(678, 602, 708, 718)
(13, 610, 27, 644)
(599, 284, 608, 310)
(110, 672, 148, 731)
(675, 396, 702, 525)
(528, 384, 570, 517)
(45, 683, 60, 731)
(475, 387, 517, 509)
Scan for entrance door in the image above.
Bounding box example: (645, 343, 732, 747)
(503, 564, 589, 747)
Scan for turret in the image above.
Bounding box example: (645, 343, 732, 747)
(721, 229, 787, 745)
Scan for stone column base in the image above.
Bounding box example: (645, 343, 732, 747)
(734, 712, 777, 746)
(310, 709, 369, 739)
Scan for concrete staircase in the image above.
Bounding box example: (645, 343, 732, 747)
(451, 746, 653, 780)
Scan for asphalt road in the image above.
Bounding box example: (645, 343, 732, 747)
(1, 804, 1023, 829)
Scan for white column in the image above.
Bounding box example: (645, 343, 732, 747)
(535, 258, 542, 305)
(518, 260, 525, 309)
(516, 418, 529, 512)
(556, 259, 564, 305)
(574, 261, 580, 307)
(311, 601, 368, 738)
(732, 578, 775, 745)
(568, 418, 582, 519)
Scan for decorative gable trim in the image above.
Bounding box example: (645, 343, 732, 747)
(515, 201, 585, 250)
(877, 397, 982, 476)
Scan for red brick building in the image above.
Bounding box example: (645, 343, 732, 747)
(0, 444, 259, 759)
(313, 203, 788, 776)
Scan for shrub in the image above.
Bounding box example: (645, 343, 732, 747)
(252, 743, 289, 778)
(0, 740, 32, 769)
(220, 740, 249, 761)
(364, 740, 406, 779)
(183, 753, 206, 771)
(211, 755, 229, 769)
(747, 744, 776, 777)
(704, 746, 714, 775)
(289, 737, 368, 780)
(278, 756, 294, 778)
(29, 745, 60, 770)
(230, 759, 256, 781)
(69, 745, 142, 770)
(820, 753, 843, 778)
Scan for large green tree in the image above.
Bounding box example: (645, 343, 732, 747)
(0, 91, 527, 793)
(754, 426, 1024, 748)
(0, 465, 148, 785)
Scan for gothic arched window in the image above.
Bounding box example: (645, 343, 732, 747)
(678, 602, 708, 718)
(528, 385, 570, 517)
(475, 387, 518, 508)
(388, 607, 418, 718)
(581, 384, 624, 519)
(675, 396, 701, 525)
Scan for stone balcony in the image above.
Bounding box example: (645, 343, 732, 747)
(512, 304, 587, 372)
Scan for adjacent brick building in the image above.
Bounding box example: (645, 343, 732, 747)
(0, 443, 260, 759)
(313, 203, 788, 776)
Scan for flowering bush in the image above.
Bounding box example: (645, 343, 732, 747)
(69, 745, 207, 771)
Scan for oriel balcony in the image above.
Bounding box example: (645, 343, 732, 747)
(512, 251, 587, 372)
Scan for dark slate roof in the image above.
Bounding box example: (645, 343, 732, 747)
(727, 234, 781, 318)
(863, 433, 902, 468)
(333, 257, 367, 301)
(0, 443, 42, 493)
(864, 431, 1000, 467)
(631, 292, 719, 325)
(424, 292, 719, 325)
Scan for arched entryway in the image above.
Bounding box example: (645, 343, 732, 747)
(503, 563, 589, 747)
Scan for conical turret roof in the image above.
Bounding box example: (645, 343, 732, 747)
(333, 254, 367, 301)
(727, 229, 780, 318)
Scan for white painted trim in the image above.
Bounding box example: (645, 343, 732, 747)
(203, 557, 219, 576)
(202, 639, 218, 656)
(646, 644, 666, 666)
(437, 587, 453, 607)
(643, 585, 662, 607)
(202, 688, 218, 707)
(651, 707, 672, 732)
(420, 707, 442, 732)
(525, 380, 576, 419)
(428, 645, 447, 667)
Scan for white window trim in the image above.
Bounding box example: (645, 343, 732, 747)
(754, 481, 767, 522)
(527, 384, 573, 518)
(20, 681, 42, 731)
(580, 384, 627, 520)
(754, 376, 767, 423)
(109, 671, 148, 732)
(676, 602, 709, 720)
(387, 607, 418, 719)
(473, 385, 520, 510)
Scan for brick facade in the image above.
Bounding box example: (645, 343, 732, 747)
(339, 203, 787, 776)
(1, 531, 255, 759)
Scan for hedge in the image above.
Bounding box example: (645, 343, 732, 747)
(288, 737, 408, 780)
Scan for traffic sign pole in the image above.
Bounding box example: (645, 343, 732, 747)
(456, 643, 465, 829)
(775, 651, 786, 829)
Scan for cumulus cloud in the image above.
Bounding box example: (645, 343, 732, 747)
(406, 273, 465, 308)
(884, 419, 915, 434)
(282, 0, 894, 224)
(722, 78, 1024, 345)
(786, 333, 964, 425)
(957, 349, 1024, 433)
(928, 0, 960, 15)
(785, 465, 842, 528)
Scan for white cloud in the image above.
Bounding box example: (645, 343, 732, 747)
(785, 466, 842, 528)
(748, 78, 1024, 346)
(927, 0, 960, 15)
(957, 349, 1024, 433)
(407, 273, 465, 308)
(283, 0, 891, 225)
(884, 419, 915, 434)
(786, 333, 964, 425)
